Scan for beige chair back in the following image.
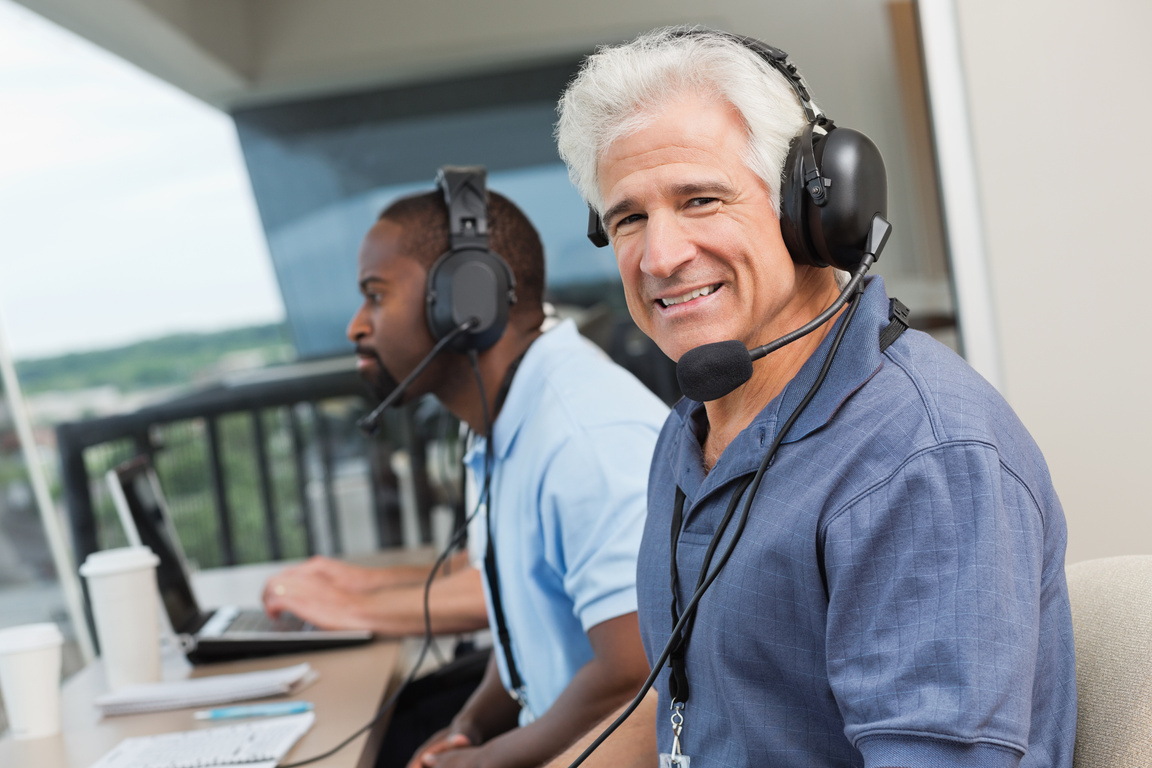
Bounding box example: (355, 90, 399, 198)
(1066, 555, 1152, 767)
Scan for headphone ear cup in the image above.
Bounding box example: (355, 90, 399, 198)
(806, 127, 887, 272)
(425, 248, 515, 353)
(779, 127, 824, 268)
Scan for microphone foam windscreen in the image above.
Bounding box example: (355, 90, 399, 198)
(676, 340, 754, 402)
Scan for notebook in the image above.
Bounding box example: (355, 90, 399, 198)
(107, 455, 372, 663)
(94, 662, 316, 716)
(89, 711, 314, 768)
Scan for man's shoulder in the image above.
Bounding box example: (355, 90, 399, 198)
(530, 321, 670, 432)
(853, 328, 1054, 489)
(874, 329, 1019, 440)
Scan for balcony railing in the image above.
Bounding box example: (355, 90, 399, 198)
(54, 357, 448, 576)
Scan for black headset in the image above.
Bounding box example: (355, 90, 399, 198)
(586, 32, 887, 274)
(427, 166, 517, 353)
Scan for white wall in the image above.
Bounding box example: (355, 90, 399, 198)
(953, 0, 1152, 563)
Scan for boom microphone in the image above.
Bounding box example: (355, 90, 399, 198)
(676, 341, 755, 403)
(356, 319, 476, 436)
(676, 215, 890, 402)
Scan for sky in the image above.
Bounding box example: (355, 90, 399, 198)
(0, 0, 285, 361)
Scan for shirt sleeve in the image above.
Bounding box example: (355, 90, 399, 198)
(538, 422, 656, 632)
(821, 440, 1046, 767)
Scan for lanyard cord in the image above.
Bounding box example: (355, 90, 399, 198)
(565, 285, 865, 768)
(667, 475, 753, 704)
(471, 346, 532, 704)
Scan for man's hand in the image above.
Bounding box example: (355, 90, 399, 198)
(261, 567, 372, 630)
(261, 555, 488, 636)
(418, 745, 487, 768)
(404, 653, 521, 768)
(406, 724, 481, 768)
(268, 556, 393, 594)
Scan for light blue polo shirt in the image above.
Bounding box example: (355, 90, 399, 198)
(638, 277, 1076, 767)
(464, 319, 668, 723)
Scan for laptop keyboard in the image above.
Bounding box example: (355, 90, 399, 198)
(226, 610, 311, 633)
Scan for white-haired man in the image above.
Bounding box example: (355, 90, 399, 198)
(551, 27, 1075, 768)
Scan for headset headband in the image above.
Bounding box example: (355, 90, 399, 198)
(437, 166, 490, 251)
(690, 31, 819, 124)
(711, 32, 833, 206)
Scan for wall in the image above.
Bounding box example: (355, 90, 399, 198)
(953, 0, 1152, 563)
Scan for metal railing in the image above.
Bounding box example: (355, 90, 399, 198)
(54, 357, 439, 574)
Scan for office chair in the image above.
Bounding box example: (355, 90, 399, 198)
(1065, 555, 1152, 766)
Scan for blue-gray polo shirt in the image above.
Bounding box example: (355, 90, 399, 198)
(637, 277, 1076, 768)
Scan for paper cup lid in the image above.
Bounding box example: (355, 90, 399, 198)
(79, 546, 160, 577)
(0, 623, 63, 654)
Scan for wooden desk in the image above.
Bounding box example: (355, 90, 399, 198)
(0, 642, 401, 768)
(0, 552, 434, 768)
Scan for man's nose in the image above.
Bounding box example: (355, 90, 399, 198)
(346, 304, 370, 343)
(639, 214, 694, 279)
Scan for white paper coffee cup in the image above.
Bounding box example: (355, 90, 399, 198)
(0, 622, 64, 739)
(79, 546, 162, 690)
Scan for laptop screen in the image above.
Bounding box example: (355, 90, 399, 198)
(107, 457, 203, 633)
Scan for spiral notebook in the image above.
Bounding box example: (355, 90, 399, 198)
(88, 712, 314, 768)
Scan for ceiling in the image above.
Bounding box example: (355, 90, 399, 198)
(12, 0, 918, 114)
(12, 0, 668, 109)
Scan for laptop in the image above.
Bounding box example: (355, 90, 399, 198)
(106, 455, 372, 663)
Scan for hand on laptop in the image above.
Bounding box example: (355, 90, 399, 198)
(261, 553, 489, 637)
(269, 556, 396, 594)
(262, 567, 376, 631)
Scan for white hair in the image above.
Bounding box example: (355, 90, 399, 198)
(556, 26, 819, 217)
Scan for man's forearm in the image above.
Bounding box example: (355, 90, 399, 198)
(355, 550, 473, 591)
(543, 689, 658, 768)
(356, 565, 488, 636)
(451, 653, 524, 744)
(479, 613, 651, 768)
(263, 557, 487, 635)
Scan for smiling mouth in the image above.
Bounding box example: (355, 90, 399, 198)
(659, 284, 720, 307)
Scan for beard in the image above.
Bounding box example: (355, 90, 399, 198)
(358, 348, 402, 405)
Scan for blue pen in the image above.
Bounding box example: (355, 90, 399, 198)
(194, 701, 313, 720)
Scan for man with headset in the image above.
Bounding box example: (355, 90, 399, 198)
(275, 171, 666, 768)
(550, 27, 1076, 768)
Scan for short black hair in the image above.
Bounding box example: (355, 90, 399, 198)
(379, 189, 545, 317)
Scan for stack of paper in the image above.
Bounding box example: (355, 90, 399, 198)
(94, 662, 317, 716)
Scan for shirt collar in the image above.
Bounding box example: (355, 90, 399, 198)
(666, 276, 891, 501)
(464, 318, 578, 465)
